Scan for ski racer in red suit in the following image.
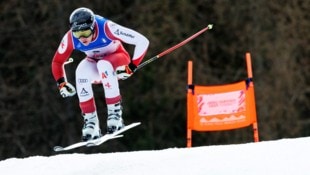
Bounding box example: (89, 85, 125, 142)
(51, 7, 149, 141)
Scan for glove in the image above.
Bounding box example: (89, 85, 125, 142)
(59, 82, 76, 98)
(116, 62, 137, 80)
(57, 78, 76, 98)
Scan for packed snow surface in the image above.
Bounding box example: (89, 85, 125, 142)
(0, 137, 309, 175)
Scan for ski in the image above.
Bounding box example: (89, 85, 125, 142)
(53, 122, 141, 152)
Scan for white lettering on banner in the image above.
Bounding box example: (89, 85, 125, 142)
(197, 90, 246, 116)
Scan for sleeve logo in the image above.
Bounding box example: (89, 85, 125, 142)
(57, 34, 68, 54)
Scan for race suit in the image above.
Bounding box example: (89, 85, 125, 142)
(52, 15, 149, 113)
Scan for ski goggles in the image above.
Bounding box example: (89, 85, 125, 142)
(72, 29, 92, 39)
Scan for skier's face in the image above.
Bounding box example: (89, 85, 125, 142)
(78, 35, 93, 46)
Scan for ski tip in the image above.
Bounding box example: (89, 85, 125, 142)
(126, 122, 141, 128)
(53, 146, 64, 152)
(132, 122, 141, 126)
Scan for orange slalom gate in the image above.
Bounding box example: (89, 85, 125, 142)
(186, 52, 259, 147)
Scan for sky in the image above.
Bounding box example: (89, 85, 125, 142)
(0, 137, 309, 175)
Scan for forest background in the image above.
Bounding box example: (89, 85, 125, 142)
(0, 0, 309, 160)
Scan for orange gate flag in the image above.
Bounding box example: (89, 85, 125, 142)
(187, 52, 259, 148)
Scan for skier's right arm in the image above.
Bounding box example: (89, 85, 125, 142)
(51, 32, 76, 98)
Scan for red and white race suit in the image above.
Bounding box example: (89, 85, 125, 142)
(52, 15, 149, 113)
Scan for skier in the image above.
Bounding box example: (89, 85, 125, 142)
(51, 7, 149, 141)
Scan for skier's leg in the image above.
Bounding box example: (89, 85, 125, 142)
(76, 58, 101, 141)
(97, 59, 126, 133)
(97, 45, 130, 133)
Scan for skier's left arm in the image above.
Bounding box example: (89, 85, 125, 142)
(105, 21, 149, 75)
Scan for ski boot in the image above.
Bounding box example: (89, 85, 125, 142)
(107, 102, 124, 134)
(82, 111, 101, 141)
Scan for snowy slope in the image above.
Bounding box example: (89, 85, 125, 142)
(0, 137, 309, 175)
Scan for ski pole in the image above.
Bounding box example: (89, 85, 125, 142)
(135, 24, 213, 72)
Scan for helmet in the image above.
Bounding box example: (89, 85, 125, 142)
(69, 7, 95, 31)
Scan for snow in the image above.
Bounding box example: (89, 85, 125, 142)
(0, 137, 309, 175)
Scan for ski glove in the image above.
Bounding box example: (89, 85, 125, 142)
(57, 78, 76, 98)
(116, 62, 137, 80)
